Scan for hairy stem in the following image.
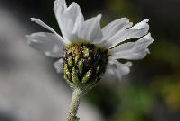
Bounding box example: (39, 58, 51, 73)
(67, 88, 82, 121)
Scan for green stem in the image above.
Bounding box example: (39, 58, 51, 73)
(67, 88, 82, 121)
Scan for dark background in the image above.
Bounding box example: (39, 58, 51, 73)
(0, 0, 180, 121)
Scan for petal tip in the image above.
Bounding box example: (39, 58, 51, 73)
(144, 19, 149, 22)
(54, 0, 67, 9)
(25, 35, 33, 45)
(54, 59, 64, 73)
(97, 14, 102, 19)
(145, 33, 154, 42)
(145, 48, 150, 54)
(30, 18, 37, 21)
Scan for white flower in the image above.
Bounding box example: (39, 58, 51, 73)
(26, 0, 154, 81)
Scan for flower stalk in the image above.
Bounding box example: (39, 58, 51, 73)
(67, 88, 82, 121)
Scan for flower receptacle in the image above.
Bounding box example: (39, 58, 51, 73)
(63, 41, 108, 92)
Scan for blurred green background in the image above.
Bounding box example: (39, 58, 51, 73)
(1, 0, 180, 121)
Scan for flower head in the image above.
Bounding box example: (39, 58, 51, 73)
(26, 0, 154, 90)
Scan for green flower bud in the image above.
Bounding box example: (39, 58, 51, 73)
(63, 41, 108, 92)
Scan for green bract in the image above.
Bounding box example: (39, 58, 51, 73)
(63, 41, 108, 92)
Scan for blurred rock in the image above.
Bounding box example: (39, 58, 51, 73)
(0, 7, 103, 121)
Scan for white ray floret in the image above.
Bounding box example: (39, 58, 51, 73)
(26, 0, 154, 80)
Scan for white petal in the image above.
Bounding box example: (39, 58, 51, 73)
(109, 33, 154, 60)
(54, 0, 67, 11)
(108, 19, 149, 47)
(77, 14, 103, 43)
(105, 60, 132, 80)
(132, 19, 149, 29)
(103, 18, 131, 39)
(54, 0, 84, 42)
(54, 58, 64, 73)
(31, 18, 55, 32)
(26, 32, 65, 57)
(30, 18, 69, 44)
(97, 18, 133, 47)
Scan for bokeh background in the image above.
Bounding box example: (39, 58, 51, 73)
(0, 0, 180, 121)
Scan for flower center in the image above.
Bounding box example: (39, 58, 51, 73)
(63, 41, 108, 90)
